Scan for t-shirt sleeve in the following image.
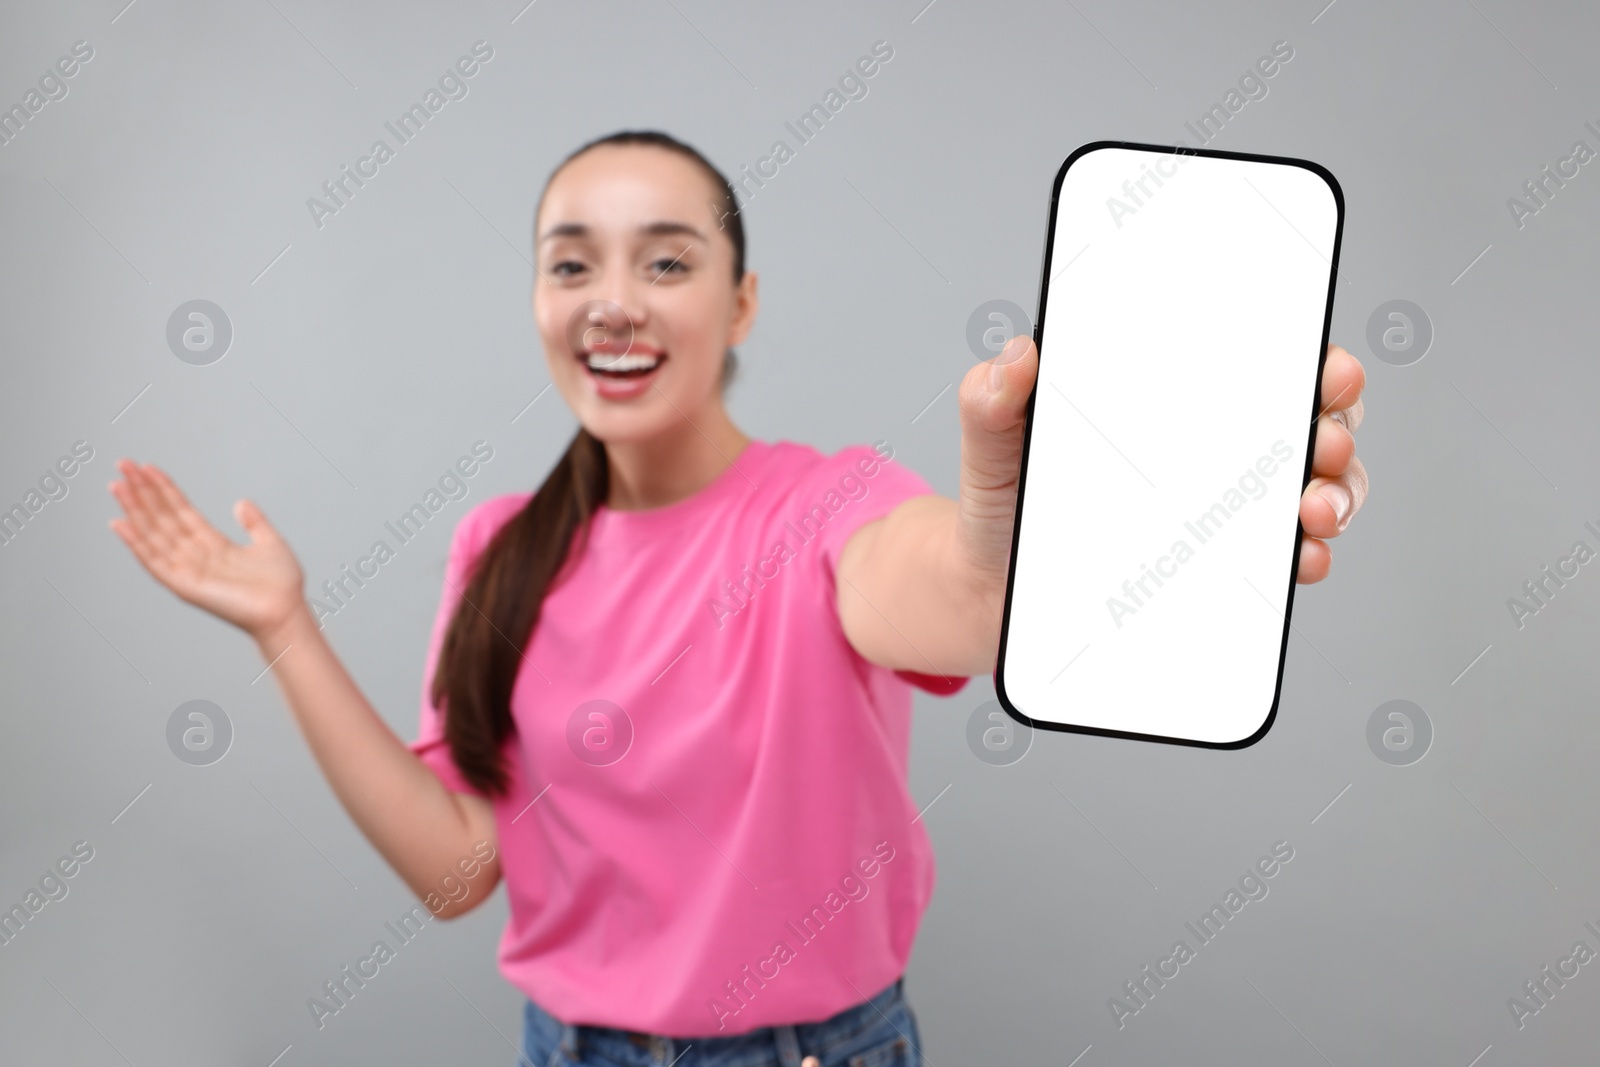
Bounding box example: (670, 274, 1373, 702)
(408, 497, 519, 797)
(810, 444, 972, 696)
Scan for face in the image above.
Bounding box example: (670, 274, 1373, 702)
(533, 144, 757, 445)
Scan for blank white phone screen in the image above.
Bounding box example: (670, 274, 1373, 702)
(998, 144, 1340, 746)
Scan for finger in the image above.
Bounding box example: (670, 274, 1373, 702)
(1317, 345, 1365, 432)
(108, 514, 179, 588)
(133, 462, 189, 546)
(1311, 411, 1355, 478)
(143, 463, 212, 542)
(109, 460, 171, 553)
(119, 460, 177, 548)
(1296, 534, 1330, 584)
(107, 513, 151, 561)
(957, 334, 1037, 496)
(108, 515, 145, 563)
(1327, 397, 1363, 435)
(234, 498, 283, 548)
(1301, 454, 1369, 539)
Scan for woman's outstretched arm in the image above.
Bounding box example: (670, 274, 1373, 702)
(108, 460, 498, 919)
(837, 337, 1369, 678)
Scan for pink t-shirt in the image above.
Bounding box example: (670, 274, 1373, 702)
(409, 438, 970, 1037)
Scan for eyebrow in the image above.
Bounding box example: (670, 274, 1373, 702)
(538, 220, 707, 244)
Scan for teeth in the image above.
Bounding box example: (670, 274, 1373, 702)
(585, 351, 662, 372)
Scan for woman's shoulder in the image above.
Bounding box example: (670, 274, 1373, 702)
(464, 490, 534, 528)
(761, 438, 899, 486)
(759, 439, 917, 507)
(451, 490, 533, 556)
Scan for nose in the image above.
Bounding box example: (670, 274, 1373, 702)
(571, 297, 645, 358)
(592, 268, 649, 339)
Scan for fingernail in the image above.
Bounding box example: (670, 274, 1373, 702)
(990, 336, 1025, 392)
(1319, 483, 1351, 529)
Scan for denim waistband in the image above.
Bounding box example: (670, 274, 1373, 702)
(527, 975, 907, 1065)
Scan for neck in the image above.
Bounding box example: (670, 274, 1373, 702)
(603, 398, 751, 511)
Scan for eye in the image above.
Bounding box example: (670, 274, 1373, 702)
(550, 259, 587, 279)
(646, 246, 697, 279)
(646, 255, 684, 278)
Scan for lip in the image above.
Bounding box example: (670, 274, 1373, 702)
(577, 344, 666, 401)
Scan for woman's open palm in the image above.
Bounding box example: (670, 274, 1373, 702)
(107, 459, 303, 639)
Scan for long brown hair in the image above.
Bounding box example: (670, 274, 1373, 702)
(430, 130, 748, 795)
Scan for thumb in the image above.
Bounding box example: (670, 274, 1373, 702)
(234, 498, 282, 546)
(955, 334, 1038, 578)
(958, 334, 1038, 498)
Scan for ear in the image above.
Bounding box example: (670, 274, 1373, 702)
(727, 270, 759, 347)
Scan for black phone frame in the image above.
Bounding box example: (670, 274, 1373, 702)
(992, 139, 1346, 750)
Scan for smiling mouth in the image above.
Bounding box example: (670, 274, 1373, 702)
(580, 350, 666, 378)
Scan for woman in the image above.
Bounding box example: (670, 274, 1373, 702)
(106, 130, 1369, 1066)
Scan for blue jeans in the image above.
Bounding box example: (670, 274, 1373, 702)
(519, 977, 921, 1067)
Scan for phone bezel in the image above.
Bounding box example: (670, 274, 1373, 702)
(992, 139, 1346, 750)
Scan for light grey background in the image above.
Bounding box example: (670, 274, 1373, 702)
(2, 1, 1596, 1064)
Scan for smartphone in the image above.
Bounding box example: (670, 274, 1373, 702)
(994, 141, 1344, 748)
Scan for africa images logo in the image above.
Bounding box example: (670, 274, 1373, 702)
(1108, 840, 1295, 1029)
(305, 41, 494, 230)
(1105, 440, 1294, 629)
(705, 442, 896, 629)
(705, 841, 897, 1031)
